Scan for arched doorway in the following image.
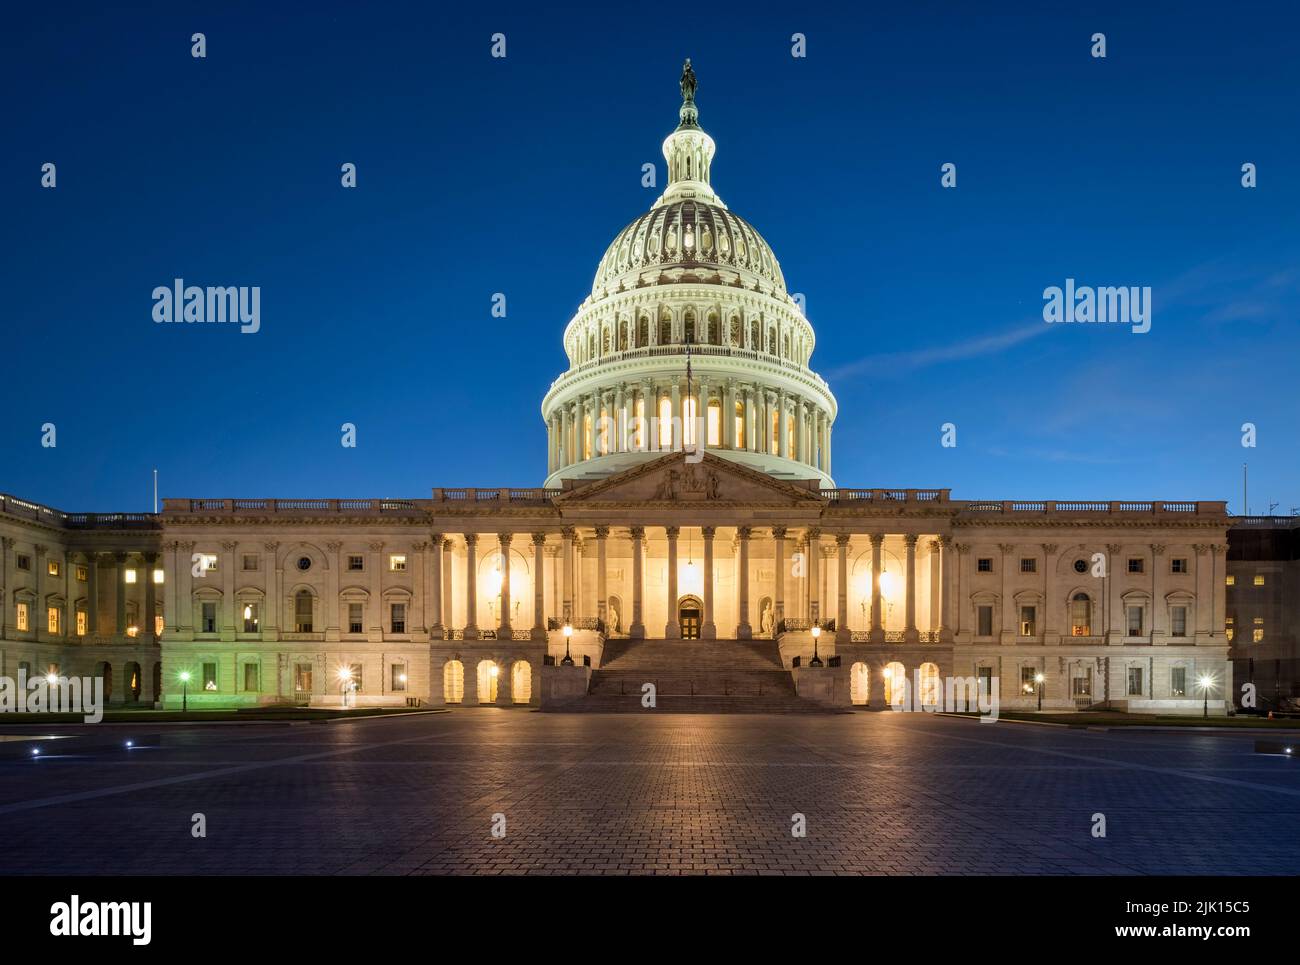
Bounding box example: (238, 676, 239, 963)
(919, 662, 940, 707)
(512, 660, 532, 704)
(124, 662, 142, 703)
(443, 660, 464, 704)
(678, 595, 702, 640)
(850, 662, 870, 705)
(883, 661, 906, 706)
(476, 659, 498, 704)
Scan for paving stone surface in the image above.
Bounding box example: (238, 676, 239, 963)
(0, 711, 1295, 875)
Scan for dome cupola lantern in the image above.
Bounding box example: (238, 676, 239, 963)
(541, 62, 837, 490)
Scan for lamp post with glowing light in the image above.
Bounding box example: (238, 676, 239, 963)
(338, 666, 353, 708)
(1199, 673, 1213, 718)
(809, 624, 824, 667)
(1035, 672, 1044, 712)
(178, 671, 190, 712)
(561, 623, 575, 666)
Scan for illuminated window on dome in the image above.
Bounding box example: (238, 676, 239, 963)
(734, 402, 744, 449)
(707, 401, 721, 446)
(658, 396, 672, 447)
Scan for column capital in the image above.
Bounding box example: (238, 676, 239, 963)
(221, 540, 238, 552)
(369, 540, 385, 551)
(665, 526, 680, 539)
(411, 540, 428, 552)
(594, 525, 610, 539)
(113, 551, 129, 563)
(1106, 542, 1122, 555)
(1041, 542, 1058, 554)
(531, 532, 547, 546)
(464, 533, 478, 547)
(1150, 543, 1165, 555)
(628, 525, 645, 539)
(868, 533, 884, 548)
(325, 540, 343, 552)
(545, 544, 561, 558)
(498, 532, 513, 547)
(737, 526, 752, 539)
(996, 542, 1013, 554)
(263, 540, 280, 552)
(835, 533, 851, 547)
(560, 526, 575, 540)
(430, 532, 445, 544)
(142, 551, 159, 564)
(771, 525, 787, 539)
(905, 534, 919, 548)
(701, 526, 716, 539)
(806, 527, 821, 541)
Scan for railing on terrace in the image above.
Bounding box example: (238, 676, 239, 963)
(165, 498, 423, 514)
(956, 500, 1225, 515)
(0, 494, 160, 529)
(432, 489, 560, 504)
(822, 489, 950, 503)
(1231, 515, 1300, 527)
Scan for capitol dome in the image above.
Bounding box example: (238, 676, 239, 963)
(542, 60, 837, 489)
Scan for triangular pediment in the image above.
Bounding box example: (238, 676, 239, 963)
(554, 452, 825, 506)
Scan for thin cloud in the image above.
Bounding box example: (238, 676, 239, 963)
(826, 322, 1050, 381)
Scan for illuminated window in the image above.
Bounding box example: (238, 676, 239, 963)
(153, 569, 164, 584)
(1019, 606, 1036, 636)
(477, 660, 499, 703)
(633, 397, 646, 449)
(849, 662, 870, 705)
(75, 565, 88, 582)
(16, 602, 29, 631)
(242, 602, 260, 634)
(202, 662, 218, 691)
(883, 661, 906, 705)
(391, 664, 407, 692)
(1225, 575, 1235, 586)
(443, 659, 464, 703)
(1072, 668, 1093, 697)
(734, 401, 744, 450)
(1070, 593, 1091, 636)
(1021, 666, 1038, 694)
(349, 663, 364, 692)
(155, 615, 164, 637)
(1253, 617, 1264, 643)
(389, 554, 407, 572)
(770, 409, 779, 454)
(124, 569, 138, 584)
(295, 663, 313, 696)
(1253, 575, 1265, 586)
(706, 400, 721, 447)
(76, 610, 87, 636)
(47, 607, 60, 634)
(47, 560, 60, 577)
(658, 396, 672, 447)
(511, 660, 533, 704)
(682, 396, 697, 447)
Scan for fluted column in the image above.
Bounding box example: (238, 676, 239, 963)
(595, 526, 609, 624)
(904, 534, 919, 643)
(561, 527, 574, 622)
(772, 526, 786, 627)
(794, 397, 805, 464)
(665, 526, 680, 638)
(724, 379, 737, 449)
(441, 539, 454, 631)
(835, 535, 850, 643)
(143, 552, 158, 643)
(869, 534, 884, 642)
(559, 406, 570, 467)
(736, 526, 752, 638)
(702, 526, 716, 639)
(629, 527, 645, 639)
(429, 533, 444, 638)
(531, 534, 547, 641)
(546, 544, 561, 625)
(86, 549, 100, 636)
(463, 534, 479, 640)
(497, 533, 512, 636)
(114, 552, 128, 637)
(574, 397, 585, 463)
(806, 528, 820, 624)
(616, 384, 628, 453)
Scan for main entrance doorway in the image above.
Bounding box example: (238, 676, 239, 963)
(678, 596, 702, 639)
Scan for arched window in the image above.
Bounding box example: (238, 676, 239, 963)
(443, 660, 464, 704)
(1071, 593, 1091, 636)
(684, 311, 696, 343)
(476, 660, 498, 704)
(659, 319, 672, 345)
(884, 661, 906, 706)
(708, 314, 720, 345)
(294, 590, 313, 633)
(637, 316, 649, 347)
(511, 661, 532, 704)
(658, 395, 672, 448)
(919, 663, 940, 707)
(734, 400, 745, 449)
(850, 662, 870, 705)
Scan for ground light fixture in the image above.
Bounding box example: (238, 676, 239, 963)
(178, 670, 191, 712)
(1198, 674, 1214, 718)
(1035, 672, 1045, 711)
(561, 623, 575, 665)
(809, 624, 824, 667)
(338, 667, 353, 707)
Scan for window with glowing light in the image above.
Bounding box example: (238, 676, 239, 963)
(294, 663, 313, 695)
(443, 660, 465, 703)
(16, 602, 29, 631)
(47, 560, 60, 577)
(202, 662, 218, 691)
(76, 610, 87, 636)
(242, 602, 260, 634)
(1170, 667, 1186, 697)
(47, 607, 59, 634)
(1020, 666, 1037, 694)
(75, 565, 88, 582)
(707, 399, 721, 446)
(125, 568, 138, 584)
(1070, 593, 1091, 636)
(389, 555, 406, 572)
(849, 662, 870, 705)
(883, 661, 906, 705)
(391, 664, 407, 692)
(658, 396, 672, 447)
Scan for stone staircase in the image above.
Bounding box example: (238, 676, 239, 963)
(545, 638, 835, 713)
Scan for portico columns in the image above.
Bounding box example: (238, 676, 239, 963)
(143, 552, 158, 643)
(531, 534, 547, 642)
(114, 552, 128, 637)
(595, 526, 609, 625)
(561, 527, 574, 622)
(463, 534, 479, 640)
(629, 527, 645, 639)
(869, 534, 884, 643)
(904, 534, 919, 643)
(497, 533, 512, 636)
(701, 526, 716, 639)
(772, 526, 787, 627)
(806, 528, 820, 624)
(665, 526, 680, 639)
(736, 526, 752, 639)
(835, 534, 850, 644)
(429, 533, 444, 638)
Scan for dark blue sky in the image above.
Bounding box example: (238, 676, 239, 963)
(4, 1, 1298, 513)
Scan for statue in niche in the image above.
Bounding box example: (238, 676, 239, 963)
(760, 600, 774, 635)
(609, 599, 622, 635)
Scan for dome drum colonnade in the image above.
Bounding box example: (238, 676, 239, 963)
(542, 58, 836, 489)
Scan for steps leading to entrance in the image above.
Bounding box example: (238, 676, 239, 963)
(545, 637, 836, 713)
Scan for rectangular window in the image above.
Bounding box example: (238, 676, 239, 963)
(977, 605, 993, 637)
(201, 602, 217, 634)
(1019, 558, 1037, 574)
(1127, 558, 1144, 574)
(1170, 667, 1186, 697)
(348, 603, 363, 635)
(349, 663, 363, 693)
(1170, 606, 1187, 637)
(977, 667, 993, 698)
(47, 560, 60, 577)
(294, 663, 313, 694)
(242, 554, 259, 571)
(389, 555, 407, 572)
(1253, 618, 1264, 643)
(1020, 666, 1037, 695)
(125, 568, 138, 583)
(16, 554, 30, 571)
(202, 662, 218, 691)
(1019, 606, 1036, 637)
(1254, 575, 1265, 586)
(1171, 558, 1188, 574)
(76, 610, 87, 636)
(1072, 670, 1092, 697)
(153, 569, 164, 584)
(16, 602, 29, 631)
(76, 565, 88, 582)
(47, 607, 60, 634)
(1226, 575, 1235, 586)
(1126, 605, 1144, 636)
(391, 664, 407, 692)
(1127, 667, 1144, 697)
(155, 614, 164, 637)
(243, 663, 260, 692)
(348, 555, 364, 571)
(977, 558, 993, 573)
(243, 602, 260, 634)
(390, 603, 406, 633)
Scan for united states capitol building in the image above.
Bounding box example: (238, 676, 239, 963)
(0, 65, 1234, 714)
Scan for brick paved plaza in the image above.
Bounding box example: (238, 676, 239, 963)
(1, 712, 1297, 875)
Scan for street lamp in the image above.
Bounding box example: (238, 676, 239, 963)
(561, 623, 575, 666)
(1199, 673, 1214, 718)
(178, 671, 190, 712)
(338, 667, 353, 708)
(809, 624, 824, 667)
(1034, 672, 1045, 712)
